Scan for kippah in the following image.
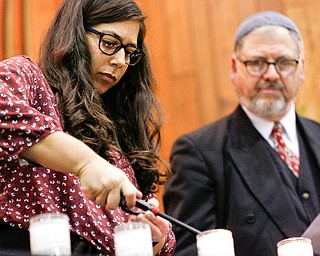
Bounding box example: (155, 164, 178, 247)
(234, 11, 301, 47)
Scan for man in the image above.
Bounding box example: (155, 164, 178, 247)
(164, 11, 320, 256)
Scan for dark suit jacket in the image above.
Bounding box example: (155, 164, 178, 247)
(164, 106, 320, 256)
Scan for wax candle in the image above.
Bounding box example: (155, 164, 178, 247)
(277, 237, 313, 256)
(114, 222, 153, 256)
(196, 229, 235, 256)
(29, 213, 71, 256)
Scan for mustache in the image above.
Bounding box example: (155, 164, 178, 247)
(256, 82, 284, 90)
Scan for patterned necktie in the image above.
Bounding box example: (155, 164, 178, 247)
(271, 122, 300, 177)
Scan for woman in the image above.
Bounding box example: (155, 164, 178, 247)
(0, 0, 175, 255)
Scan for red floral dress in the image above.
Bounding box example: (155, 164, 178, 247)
(0, 56, 175, 255)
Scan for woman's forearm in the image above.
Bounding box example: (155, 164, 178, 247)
(20, 131, 100, 176)
(20, 131, 141, 209)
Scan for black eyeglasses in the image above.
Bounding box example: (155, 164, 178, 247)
(85, 26, 144, 66)
(237, 58, 299, 77)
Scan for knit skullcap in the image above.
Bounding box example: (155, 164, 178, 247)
(234, 11, 301, 47)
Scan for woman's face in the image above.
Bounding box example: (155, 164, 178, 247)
(86, 20, 140, 94)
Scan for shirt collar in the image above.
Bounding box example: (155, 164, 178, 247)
(280, 104, 297, 142)
(241, 104, 297, 142)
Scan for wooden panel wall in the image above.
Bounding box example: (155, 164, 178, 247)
(136, 0, 320, 162)
(136, 0, 320, 209)
(0, 0, 62, 59)
(1, 0, 320, 210)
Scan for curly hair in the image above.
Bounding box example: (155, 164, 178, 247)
(38, 0, 167, 195)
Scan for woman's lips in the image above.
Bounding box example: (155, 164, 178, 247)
(101, 72, 116, 82)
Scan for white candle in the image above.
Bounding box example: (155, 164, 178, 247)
(196, 229, 235, 256)
(29, 213, 71, 256)
(114, 222, 153, 256)
(277, 237, 313, 256)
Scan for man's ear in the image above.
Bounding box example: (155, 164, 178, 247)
(299, 58, 305, 84)
(230, 56, 237, 84)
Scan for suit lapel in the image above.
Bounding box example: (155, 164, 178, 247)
(298, 117, 320, 172)
(227, 107, 305, 236)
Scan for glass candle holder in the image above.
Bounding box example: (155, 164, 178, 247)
(196, 229, 235, 256)
(114, 222, 153, 256)
(29, 212, 71, 256)
(277, 237, 313, 256)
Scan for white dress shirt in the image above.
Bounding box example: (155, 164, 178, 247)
(242, 104, 300, 157)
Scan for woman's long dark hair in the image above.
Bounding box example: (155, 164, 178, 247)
(38, 0, 167, 195)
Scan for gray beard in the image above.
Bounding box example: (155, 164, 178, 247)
(241, 96, 286, 117)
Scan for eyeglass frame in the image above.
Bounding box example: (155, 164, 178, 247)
(85, 26, 144, 66)
(236, 58, 299, 77)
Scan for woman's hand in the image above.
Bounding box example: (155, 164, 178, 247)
(77, 156, 142, 210)
(129, 198, 169, 255)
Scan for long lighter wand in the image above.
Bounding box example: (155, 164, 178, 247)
(120, 196, 201, 235)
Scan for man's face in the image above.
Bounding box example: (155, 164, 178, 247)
(231, 26, 304, 120)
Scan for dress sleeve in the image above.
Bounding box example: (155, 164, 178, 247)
(0, 56, 63, 162)
(156, 224, 176, 256)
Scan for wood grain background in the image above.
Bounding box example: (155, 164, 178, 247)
(2, 0, 320, 209)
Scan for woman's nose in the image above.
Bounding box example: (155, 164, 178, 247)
(110, 48, 127, 67)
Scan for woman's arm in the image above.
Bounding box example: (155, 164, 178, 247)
(20, 131, 142, 210)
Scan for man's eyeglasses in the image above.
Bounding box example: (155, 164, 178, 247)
(237, 58, 299, 77)
(85, 27, 144, 66)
